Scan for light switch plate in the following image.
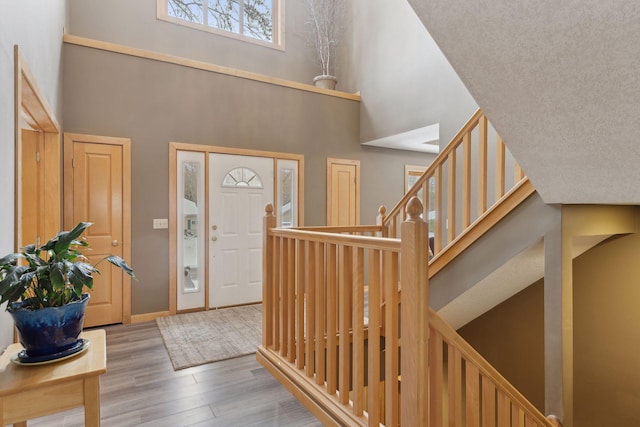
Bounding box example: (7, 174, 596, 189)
(153, 218, 168, 229)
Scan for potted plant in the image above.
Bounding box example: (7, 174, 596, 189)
(302, 0, 343, 90)
(0, 222, 134, 361)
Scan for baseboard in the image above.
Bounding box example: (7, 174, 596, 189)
(130, 311, 170, 323)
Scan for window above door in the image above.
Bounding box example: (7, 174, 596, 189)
(158, 0, 284, 50)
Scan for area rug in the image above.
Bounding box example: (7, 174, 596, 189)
(156, 304, 262, 370)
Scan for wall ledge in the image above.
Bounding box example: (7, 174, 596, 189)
(63, 33, 361, 102)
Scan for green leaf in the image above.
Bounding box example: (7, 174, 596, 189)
(50, 262, 66, 291)
(106, 256, 136, 278)
(70, 262, 96, 289)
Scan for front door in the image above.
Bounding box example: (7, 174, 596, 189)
(64, 133, 131, 326)
(208, 154, 273, 308)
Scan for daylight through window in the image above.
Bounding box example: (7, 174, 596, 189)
(162, 0, 280, 46)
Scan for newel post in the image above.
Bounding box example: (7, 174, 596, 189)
(376, 205, 388, 237)
(263, 204, 277, 348)
(400, 197, 429, 426)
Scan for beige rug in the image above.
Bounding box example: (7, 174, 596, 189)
(156, 304, 262, 370)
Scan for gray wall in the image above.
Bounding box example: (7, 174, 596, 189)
(0, 0, 67, 350)
(68, 0, 479, 147)
(67, 0, 319, 85)
(337, 0, 478, 146)
(63, 44, 431, 315)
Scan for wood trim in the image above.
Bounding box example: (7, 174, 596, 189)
(122, 139, 132, 324)
(130, 311, 171, 324)
(168, 145, 177, 315)
(63, 133, 133, 324)
(169, 142, 304, 161)
(42, 132, 62, 240)
(63, 34, 361, 102)
(14, 46, 62, 254)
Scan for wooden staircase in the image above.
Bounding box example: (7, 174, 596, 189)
(257, 110, 560, 426)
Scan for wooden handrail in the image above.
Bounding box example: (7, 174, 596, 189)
(382, 109, 534, 270)
(259, 199, 553, 426)
(429, 308, 553, 426)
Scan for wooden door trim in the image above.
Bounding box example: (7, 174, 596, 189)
(14, 46, 61, 252)
(326, 157, 360, 226)
(63, 133, 132, 324)
(169, 142, 305, 315)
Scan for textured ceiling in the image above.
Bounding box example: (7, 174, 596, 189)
(407, 0, 640, 204)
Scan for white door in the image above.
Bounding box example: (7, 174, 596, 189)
(209, 154, 274, 308)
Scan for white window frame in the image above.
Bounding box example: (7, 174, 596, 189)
(157, 0, 285, 50)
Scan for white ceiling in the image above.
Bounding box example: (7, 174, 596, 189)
(361, 123, 440, 153)
(407, 0, 640, 204)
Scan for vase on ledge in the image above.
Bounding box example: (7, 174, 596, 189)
(313, 75, 337, 90)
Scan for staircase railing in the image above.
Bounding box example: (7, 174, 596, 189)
(380, 109, 535, 276)
(258, 200, 555, 426)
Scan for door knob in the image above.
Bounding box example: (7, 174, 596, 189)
(112, 240, 119, 247)
(211, 236, 218, 241)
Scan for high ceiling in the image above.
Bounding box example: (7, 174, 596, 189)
(407, 0, 640, 204)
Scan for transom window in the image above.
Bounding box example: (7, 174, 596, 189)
(159, 0, 282, 48)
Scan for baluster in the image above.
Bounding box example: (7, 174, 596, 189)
(478, 114, 488, 216)
(434, 166, 443, 254)
(384, 249, 400, 426)
(429, 330, 444, 426)
(449, 344, 463, 426)
(352, 247, 365, 416)
(447, 150, 457, 242)
(274, 236, 282, 352)
(462, 132, 472, 228)
(296, 239, 306, 369)
(287, 238, 296, 360)
(515, 161, 525, 182)
(367, 248, 382, 426)
(496, 391, 510, 426)
(496, 136, 506, 199)
(303, 241, 319, 377)
(315, 241, 326, 386)
(482, 377, 497, 426)
(466, 362, 481, 427)
(263, 204, 276, 349)
(338, 244, 353, 405)
(326, 243, 338, 395)
(278, 237, 287, 354)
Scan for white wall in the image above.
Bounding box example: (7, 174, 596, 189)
(0, 0, 67, 350)
(338, 0, 478, 147)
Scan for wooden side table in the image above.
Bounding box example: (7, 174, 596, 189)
(0, 329, 106, 426)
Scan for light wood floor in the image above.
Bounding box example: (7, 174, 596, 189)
(28, 321, 321, 427)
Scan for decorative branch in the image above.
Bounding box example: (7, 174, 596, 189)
(302, 0, 343, 77)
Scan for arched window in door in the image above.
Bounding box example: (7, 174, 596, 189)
(222, 167, 264, 188)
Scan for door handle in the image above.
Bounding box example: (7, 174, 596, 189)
(211, 236, 218, 242)
(112, 240, 119, 247)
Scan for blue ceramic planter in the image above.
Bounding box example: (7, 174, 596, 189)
(8, 293, 90, 357)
